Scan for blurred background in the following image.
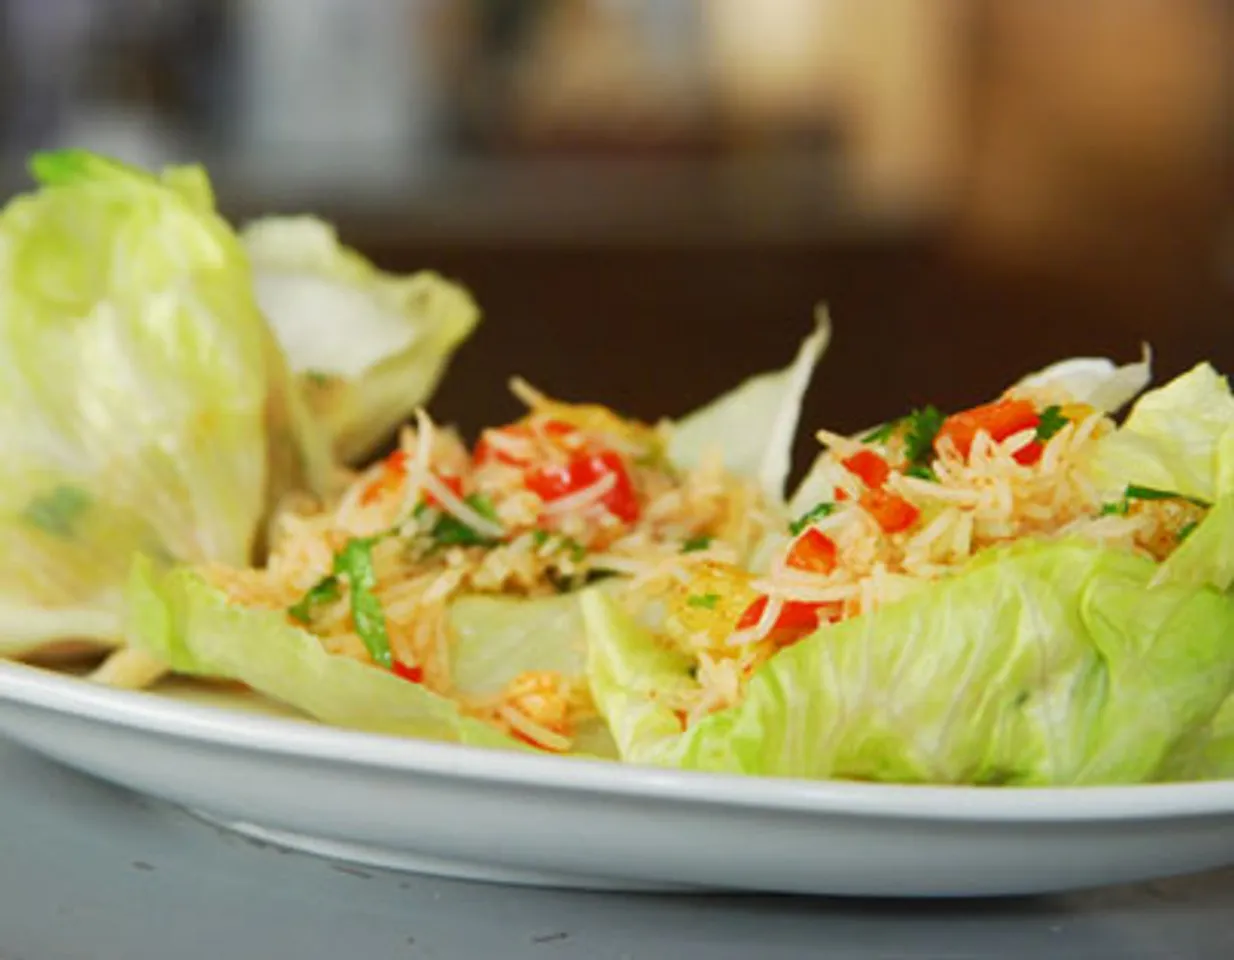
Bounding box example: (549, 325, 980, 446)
(0, 0, 1230, 455)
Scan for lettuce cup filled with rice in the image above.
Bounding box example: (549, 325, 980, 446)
(124, 322, 829, 755)
(582, 355, 1234, 785)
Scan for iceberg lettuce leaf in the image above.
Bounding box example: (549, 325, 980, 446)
(588, 362, 1234, 784)
(1089, 362, 1234, 505)
(1014, 349, 1152, 414)
(125, 558, 526, 749)
(669, 310, 829, 500)
(0, 151, 331, 656)
(243, 216, 480, 464)
(583, 539, 1234, 784)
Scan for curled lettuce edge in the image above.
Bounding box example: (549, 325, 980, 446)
(242, 216, 482, 464)
(669, 307, 829, 501)
(1014, 345, 1153, 415)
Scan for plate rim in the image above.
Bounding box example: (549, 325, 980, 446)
(2, 659, 1232, 823)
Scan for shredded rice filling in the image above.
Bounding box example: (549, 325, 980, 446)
(200, 389, 779, 752)
(639, 390, 1209, 723)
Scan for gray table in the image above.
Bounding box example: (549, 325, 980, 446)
(2, 739, 1231, 960)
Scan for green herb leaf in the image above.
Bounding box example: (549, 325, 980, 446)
(1178, 521, 1199, 543)
(861, 421, 898, 444)
(681, 535, 713, 553)
(904, 464, 938, 482)
(22, 485, 92, 538)
(1100, 501, 1130, 517)
(687, 593, 720, 610)
(530, 529, 585, 561)
(789, 502, 835, 536)
(904, 406, 945, 464)
(287, 575, 341, 625)
(303, 370, 336, 388)
(332, 537, 392, 668)
(430, 494, 501, 547)
(1124, 485, 1211, 508)
(1035, 405, 1068, 442)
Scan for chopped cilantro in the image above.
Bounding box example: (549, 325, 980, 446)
(430, 494, 501, 547)
(1035, 405, 1068, 442)
(904, 464, 938, 482)
(304, 370, 336, 388)
(531, 529, 586, 561)
(681, 535, 713, 553)
(288, 575, 341, 625)
(789, 502, 835, 536)
(332, 538, 392, 668)
(861, 421, 898, 444)
(903, 406, 945, 464)
(687, 593, 720, 610)
(1178, 521, 1199, 543)
(1100, 501, 1130, 517)
(1124, 485, 1210, 508)
(23, 485, 91, 538)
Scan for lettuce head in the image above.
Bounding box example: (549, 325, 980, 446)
(0, 151, 332, 656)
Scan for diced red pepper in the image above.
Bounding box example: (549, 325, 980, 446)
(786, 528, 837, 574)
(736, 595, 838, 646)
(1013, 441, 1044, 466)
(860, 488, 921, 534)
(526, 450, 641, 523)
(834, 486, 851, 502)
(392, 661, 424, 684)
(360, 449, 409, 505)
(935, 399, 1040, 460)
(842, 449, 890, 488)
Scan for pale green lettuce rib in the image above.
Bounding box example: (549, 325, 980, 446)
(243, 216, 481, 464)
(0, 151, 331, 656)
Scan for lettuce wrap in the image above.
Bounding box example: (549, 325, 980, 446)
(0, 151, 332, 659)
(242, 216, 481, 464)
(123, 320, 830, 751)
(581, 361, 1234, 785)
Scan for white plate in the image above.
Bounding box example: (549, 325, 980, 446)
(2, 659, 1234, 898)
